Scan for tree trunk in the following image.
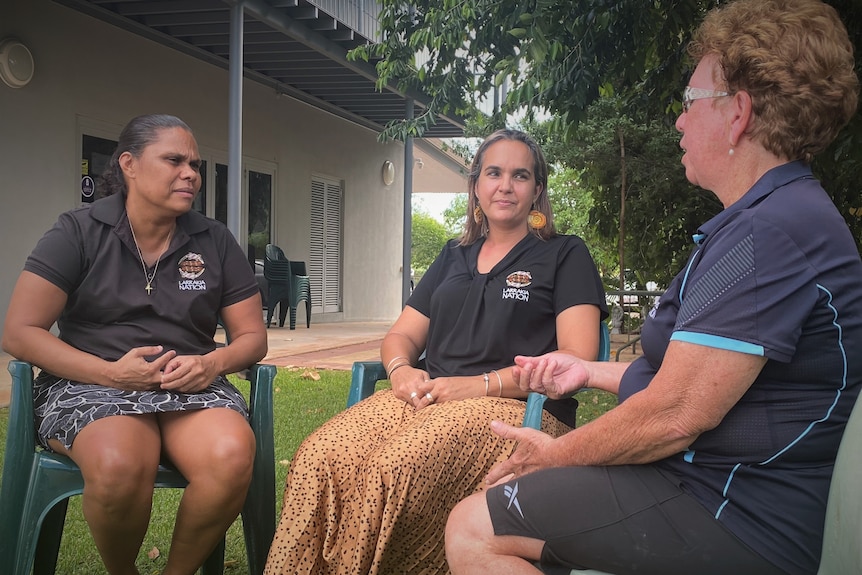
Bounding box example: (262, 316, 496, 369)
(618, 126, 627, 325)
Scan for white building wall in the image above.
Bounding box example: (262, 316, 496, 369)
(0, 0, 409, 333)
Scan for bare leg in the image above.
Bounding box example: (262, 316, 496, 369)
(159, 408, 255, 575)
(445, 491, 545, 575)
(58, 414, 162, 575)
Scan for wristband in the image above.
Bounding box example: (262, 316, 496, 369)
(483, 372, 490, 396)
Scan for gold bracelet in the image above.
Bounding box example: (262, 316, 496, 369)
(387, 362, 410, 378)
(483, 372, 490, 396)
(492, 369, 503, 397)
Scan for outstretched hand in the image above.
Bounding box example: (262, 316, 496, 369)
(512, 351, 589, 399)
(485, 420, 556, 486)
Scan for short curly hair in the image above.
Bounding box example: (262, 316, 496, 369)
(689, 0, 858, 163)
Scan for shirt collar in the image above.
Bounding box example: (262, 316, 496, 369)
(89, 192, 210, 239)
(692, 160, 813, 245)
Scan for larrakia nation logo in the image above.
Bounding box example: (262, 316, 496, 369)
(178, 252, 206, 279)
(506, 271, 532, 288)
(502, 270, 532, 302)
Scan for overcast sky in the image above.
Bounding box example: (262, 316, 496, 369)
(413, 192, 464, 224)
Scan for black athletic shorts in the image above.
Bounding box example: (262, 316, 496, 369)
(486, 465, 789, 575)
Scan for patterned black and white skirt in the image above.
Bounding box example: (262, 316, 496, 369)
(34, 371, 249, 450)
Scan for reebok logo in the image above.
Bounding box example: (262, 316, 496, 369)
(503, 482, 524, 518)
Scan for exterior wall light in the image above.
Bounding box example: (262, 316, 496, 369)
(0, 38, 35, 88)
(382, 160, 396, 186)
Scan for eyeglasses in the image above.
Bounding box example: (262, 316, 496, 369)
(682, 86, 730, 113)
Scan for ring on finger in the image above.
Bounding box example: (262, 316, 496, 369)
(425, 392, 434, 403)
(410, 391, 418, 399)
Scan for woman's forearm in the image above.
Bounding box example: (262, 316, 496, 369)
(3, 324, 113, 385)
(583, 360, 630, 395)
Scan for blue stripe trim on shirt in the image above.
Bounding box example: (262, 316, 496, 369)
(757, 284, 847, 465)
(670, 331, 765, 356)
(677, 249, 700, 303)
(714, 284, 847, 518)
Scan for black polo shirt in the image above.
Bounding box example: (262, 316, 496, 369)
(409, 234, 608, 377)
(24, 193, 259, 361)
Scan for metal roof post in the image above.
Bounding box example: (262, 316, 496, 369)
(403, 98, 414, 307)
(227, 0, 244, 241)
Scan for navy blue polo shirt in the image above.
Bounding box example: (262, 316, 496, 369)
(620, 161, 862, 575)
(24, 193, 259, 362)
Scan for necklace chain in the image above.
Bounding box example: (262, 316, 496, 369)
(128, 218, 174, 295)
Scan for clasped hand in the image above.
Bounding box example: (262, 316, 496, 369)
(390, 366, 436, 409)
(109, 345, 217, 393)
(512, 351, 589, 399)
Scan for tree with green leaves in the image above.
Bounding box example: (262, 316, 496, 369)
(351, 0, 862, 250)
(350, 0, 722, 138)
(441, 193, 468, 236)
(411, 209, 451, 275)
(530, 99, 723, 290)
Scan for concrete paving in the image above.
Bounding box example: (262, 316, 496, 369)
(0, 322, 644, 408)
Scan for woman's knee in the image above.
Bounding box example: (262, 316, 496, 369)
(161, 409, 255, 484)
(215, 430, 255, 473)
(72, 418, 160, 498)
(78, 447, 158, 502)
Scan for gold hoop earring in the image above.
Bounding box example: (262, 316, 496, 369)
(528, 209, 546, 230)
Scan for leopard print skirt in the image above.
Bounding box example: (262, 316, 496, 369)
(264, 389, 572, 575)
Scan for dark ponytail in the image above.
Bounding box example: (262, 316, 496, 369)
(98, 114, 193, 197)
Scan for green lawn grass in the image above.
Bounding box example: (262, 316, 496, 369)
(0, 368, 615, 574)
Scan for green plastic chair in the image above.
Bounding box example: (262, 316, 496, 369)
(815, 393, 862, 574)
(0, 360, 277, 575)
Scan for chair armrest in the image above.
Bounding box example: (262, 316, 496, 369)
(246, 364, 277, 470)
(243, 363, 277, 562)
(347, 361, 388, 408)
(523, 392, 547, 430)
(0, 361, 38, 548)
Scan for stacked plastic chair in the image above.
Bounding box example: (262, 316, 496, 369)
(287, 260, 311, 330)
(263, 244, 311, 330)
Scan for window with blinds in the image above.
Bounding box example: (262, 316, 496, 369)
(310, 176, 343, 313)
